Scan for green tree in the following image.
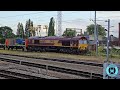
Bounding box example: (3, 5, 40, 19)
(62, 28, 76, 37)
(25, 20, 29, 38)
(17, 22, 24, 38)
(0, 26, 15, 43)
(48, 17, 55, 36)
(86, 24, 106, 37)
(0, 26, 15, 38)
(25, 19, 35, 38)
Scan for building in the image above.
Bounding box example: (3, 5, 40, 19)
(35, 25, 48, 37)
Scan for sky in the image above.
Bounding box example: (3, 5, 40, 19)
(0, 11, 120, 37)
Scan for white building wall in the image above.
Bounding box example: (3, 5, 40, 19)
(35, 25, 48, 37)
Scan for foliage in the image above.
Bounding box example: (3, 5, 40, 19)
(0, 38, 5, 44)
(86, 46, 120, 59)
(0, 26, 15, 38)
(62, 28, 77, 37)
(86, 24, 106, 37)
(110, 48, 120, 58)
(88, 51, 96, 56)
(48, 17, 55, 36)
(25, 19, 35, 38)
(17, 22, 24, 38)
(98, 46, 104, 53)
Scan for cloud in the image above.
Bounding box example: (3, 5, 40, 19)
(62, 20, 92, 33)
(1, 11, 120, 38)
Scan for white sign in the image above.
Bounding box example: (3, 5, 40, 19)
(103, 62, 120, 79)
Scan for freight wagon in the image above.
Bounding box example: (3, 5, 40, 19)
(5, 38, 25, 51)
(0, 44, 5, 49)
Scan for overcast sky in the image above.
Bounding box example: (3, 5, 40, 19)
(0, 11, 120, 37)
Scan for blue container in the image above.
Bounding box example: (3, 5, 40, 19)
(16, 38, 25, 45)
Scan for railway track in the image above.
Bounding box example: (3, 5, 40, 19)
(0, 69, 45, 79)
(0, 53, 103, 67)
(0, 57, 103, 79)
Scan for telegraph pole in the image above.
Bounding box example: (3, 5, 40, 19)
(107, 19, 110, 62)
(94, 11, 98, 56)
(96, 24, 98, 55)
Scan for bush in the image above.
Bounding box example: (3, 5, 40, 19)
(0, 38, 5, 44)
(98, 46, 105, 56)
(84, 50, 96, 56)
(109, 47, 120, 58)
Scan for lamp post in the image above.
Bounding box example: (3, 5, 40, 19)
(105, 19, 110, 62)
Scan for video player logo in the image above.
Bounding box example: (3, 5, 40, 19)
(106, 64, 118, 77)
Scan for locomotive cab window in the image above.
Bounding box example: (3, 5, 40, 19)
(79, 39, 87, 44)
(83, 40, 87, 44)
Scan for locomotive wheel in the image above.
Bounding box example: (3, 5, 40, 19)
(11, 47, 13, 50)
(67, 49, 72, 54)
(59, 49, 62, 53)
(34, 48, 38, 52)
(16, 47, 17, 50)
(41, 48, 46, 52)
(22, 48, 24, 51)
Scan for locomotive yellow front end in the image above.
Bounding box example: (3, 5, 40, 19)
(78, 37, 88, 52)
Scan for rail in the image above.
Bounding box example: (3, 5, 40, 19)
(0, 69, 45, 79)
(0, 57, 103, 79)
(0, 53, 103, 67)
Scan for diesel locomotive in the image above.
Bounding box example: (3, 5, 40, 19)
(25, 36, 89, 54)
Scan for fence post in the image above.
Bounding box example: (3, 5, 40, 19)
(90, 73, 92, 79)
(46, 65, 48, 76)
(20, 61, 21, 65)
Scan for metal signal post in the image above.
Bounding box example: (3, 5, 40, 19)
(107, 19, 110, 62)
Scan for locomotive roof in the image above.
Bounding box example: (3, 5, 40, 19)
(72, 36, 89, 40)
(28, 36, 89, 40)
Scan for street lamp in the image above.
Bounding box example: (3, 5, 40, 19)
(105, 19, 110, 62)
(104, 25, 114, 60)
